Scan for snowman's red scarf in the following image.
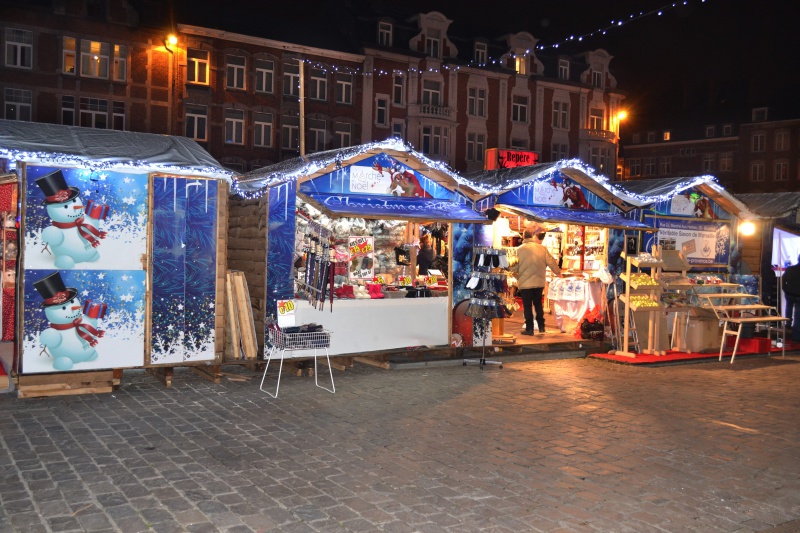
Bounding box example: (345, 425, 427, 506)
(52, 217, 107, 248)
(50, 317, 104, 347)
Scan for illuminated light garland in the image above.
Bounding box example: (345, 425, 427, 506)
(0, 148, 234, 181)
(536, 0, 712, 50)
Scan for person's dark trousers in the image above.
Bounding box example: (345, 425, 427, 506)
(520, 287, 545, 333)
(793, 300, 800, 342)
(786, 294, 797, 329)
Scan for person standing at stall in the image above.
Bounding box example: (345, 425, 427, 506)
(515, 228, 562, 335)
(417, 233, 436, 276)
(781, 254, 800, 341)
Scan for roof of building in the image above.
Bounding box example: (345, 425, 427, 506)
(735, 192, 800, 219)
(0, 120, 232, 180)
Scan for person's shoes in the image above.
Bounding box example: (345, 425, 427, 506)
(520, 330, 534, 336)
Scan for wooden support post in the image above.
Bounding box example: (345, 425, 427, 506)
(147, 367, 174, 387)
(191, 364, 222, 384)
(16, 370, 122, 398)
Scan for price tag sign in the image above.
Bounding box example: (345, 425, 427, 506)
(399, 276, 412, 286)
(426, 276, 438, 285)
(373, 275, 386, 285)
(276, 299, 296, 328)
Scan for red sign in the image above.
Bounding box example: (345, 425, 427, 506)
(484, 148, 540, 170)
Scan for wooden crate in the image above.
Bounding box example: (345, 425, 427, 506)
(16, 369, 122, 398)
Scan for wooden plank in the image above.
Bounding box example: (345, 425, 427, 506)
(225, 271, 242, 360)
(354, 356, 391, 370)
(17, 370, 119, 398)
(191, 364, 222, 384)
(147, 367, 173, 387)
(231, 272, 258, 360)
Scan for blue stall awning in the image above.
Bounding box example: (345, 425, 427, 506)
(301, 192, 489, 223)
(496, 204, 657, 232)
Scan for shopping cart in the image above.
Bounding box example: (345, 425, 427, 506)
(260, 328, 335, 398)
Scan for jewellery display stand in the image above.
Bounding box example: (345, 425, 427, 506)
(615, 250, 665, 357)
(463, 247, 507, 369)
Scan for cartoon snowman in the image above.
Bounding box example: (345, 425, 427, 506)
(34, 272, 105, 371)
(36, 170, 107, 269)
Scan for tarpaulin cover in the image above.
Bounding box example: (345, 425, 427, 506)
(0, 119, 232, 180)
(496, 204, 656, 231)
(301, 192, 487, 222)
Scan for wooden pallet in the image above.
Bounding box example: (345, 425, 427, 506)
(17, 369, 122, 398)
(225, 271, 258, 361)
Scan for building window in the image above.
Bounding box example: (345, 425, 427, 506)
(511, 95, 528, 123)
(226, 55, 246, 90)
(720, 152, 733, 171)
(5, 28, 32, 68)
(591, 148, 611, 174)
(391, 120, 404, 140)
(185, 104, 207, 141)
(63, 37, 76, 74)
(628, 159, 641, 177)
(643, 157, 656, 176)
(752, 132, 765, 152)
(775, 130, 790, 151)
(474, 42, 487, 65)
(705, 125, 715, 138)
(425, 35, 440, 59)
(752, 107, 768, 122)
(592, 70, 603, 87)
(393, 75, 404, 105)
(281, 116, 300, 150)
(552, 101, 568, 129)
(647, 132, 656, 143)
(722, 124, 733, 136)
(510, 138, 527, 150)
(558, 59, 569, 80)
(187, 49, 209, 84)
(283, 62, 300, 97)
(466, 132, 485, 162)
(632, 133, 641, 144)
(467, 87, 486, 117)
(659, 157, 672, 175)
(253, 112, 273, 147)
(61, 95, 75, 125)
(750, 162, 765, 182)
(589, 108, 603, 130)
(225, 109, 245, 144)
(112, 101, 125, 130)
(421, 80, 441, 106)
(421, 125, 448, 156)
(79, 97, 108, 128)
(376, 97, 389, 126)
(702, 153, 715, 172)
(551, 143, 568, 161)
(309, 68, 327, 101)
(335, 74, 353, 104)
(308, 118, 326, 152)
(81, 40, 109, 78)
(663, 131, 671, 141)
(334, 122, 351, 148)
(775, 161, 789, 181)
(515, 55, 527, 75)
(255, 59, 274, 93)
(378, 22, 393, 47)
(4, 88, 31, 121)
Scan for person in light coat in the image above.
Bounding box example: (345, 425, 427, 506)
(515, 228, 561, 335)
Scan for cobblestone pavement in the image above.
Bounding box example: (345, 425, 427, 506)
(1, 356, 800, 533)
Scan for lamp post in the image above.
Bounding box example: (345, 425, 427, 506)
(164, 34, 178, 135)
(614, 110, 628, 181)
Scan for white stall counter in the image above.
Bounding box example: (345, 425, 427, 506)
(293, 297, 450, 356)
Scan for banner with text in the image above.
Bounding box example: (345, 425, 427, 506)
(644, 217, 731, 266)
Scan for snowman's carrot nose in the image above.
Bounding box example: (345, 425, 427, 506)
(71, 305, 81, 310)
(73, 205, 82, 210)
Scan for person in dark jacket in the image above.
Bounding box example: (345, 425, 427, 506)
(781, 255, 800, 341)
(417, 234, 436, 276)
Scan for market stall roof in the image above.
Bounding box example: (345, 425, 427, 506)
(615, 176, 759, 220)
(735, 192, 800, 219)
(463, 159, 647, 212)
(494, 204, 657, 232)
(0, 120, 232, 180)
(236, 138, 483, 200)
(302, 192, 489, 223)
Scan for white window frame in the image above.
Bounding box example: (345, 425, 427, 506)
(185, 105, 208, 141)
(589, 108, 603, 130)
(282, 123, 299, 150)
(647, 132, 656, 143)
(722, 124, 733, 136)
(376, 96, 389, 127)
(511, 95, 528, 123)
(775, 160, 789, 181)
(466, 132, 485, 162)
(752, 132, 766, 152)
(552, 101, 568, 129)
(334, 122, 351, 148)
(226, 55, 246, 90)
(79, 97, 108, 128)
(335, 74, 353, 104)
(775, 130, 790, 151)
(112, 101, 125, 130)
(80, 40, 110, 79)
(702, 153, 715, 172)
(5, 28, 33, 69)
(659, 157, 672, 175)
(4, 88, 32, 121)
(309, 68, 327, 101)
(308, 119, 326, 152)
(629, 159, 641, 177)
(720, 152, 733, 172)
(421, 125, 448, 157)
(392, 75, 404, 105)
(643, 157, 657, 176)
(474, 42, 487, 65)
(61, 95, 75, 125)
(283, 62, 300, 97)
(255, 59, 274, 93)
(551, 143, 568, 161)
(391, 120, 404, 140)
(468, 87, 486, 117)
(112, 45, 126, 82)
(63, 36, 76, 74)
(591, 147, 610, 174)
(558, 59, 569, 80)
(225, 109, 245, 145)
(592, 70, 603, 87)
(253, 112, 273, 148)
(378, 22, 393, 47)
(187, 49, 209, 85)
(705, 125, 715, 137)
(751, 162, 765, 182)
(425, 36, 440, 59)
(422, 80, 441, 106)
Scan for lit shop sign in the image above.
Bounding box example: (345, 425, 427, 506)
(484, 148, 540, 170)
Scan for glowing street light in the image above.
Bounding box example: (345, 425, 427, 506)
(739, 220, 756, 236)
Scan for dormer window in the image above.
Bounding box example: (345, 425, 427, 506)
(705, 125, 715, 137)
(515, 55, 527, 75)
(752, 107, 768, 122)
(474, 42, 487, 65)
(558, 59, 569, 80)
(592, 70, 603, 87)
(378, 22, 393, 47)
(425, 33, 440, 59)
(663, 131, 671, 141)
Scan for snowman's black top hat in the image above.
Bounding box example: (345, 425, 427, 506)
(35, 170, 80, 205)
(33, 272, 78, 308)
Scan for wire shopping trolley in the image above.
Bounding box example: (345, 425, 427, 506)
(260, 327, 335, 398)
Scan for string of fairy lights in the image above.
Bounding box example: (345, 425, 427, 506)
(293, 0, 713, 76)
